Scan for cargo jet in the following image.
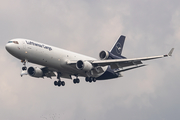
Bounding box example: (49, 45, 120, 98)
(5, 35, 174, 87)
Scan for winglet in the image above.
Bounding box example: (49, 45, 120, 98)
(164, 48, 174, 57)
(168, 48, 174, 56)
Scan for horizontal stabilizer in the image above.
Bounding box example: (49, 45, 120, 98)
(114, 64, 147, 73)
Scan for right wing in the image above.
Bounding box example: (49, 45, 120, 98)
(41, 67, 56, 78)
(21, 66, 56, 78)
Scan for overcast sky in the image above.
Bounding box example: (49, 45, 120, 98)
(0, 0, 180, 120)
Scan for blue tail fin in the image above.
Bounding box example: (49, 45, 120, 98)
(110, 35, 126, 57)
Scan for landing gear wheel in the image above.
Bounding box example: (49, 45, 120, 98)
(85, 77, 89, 82)
(54, 81, 58, 86)
(76, 79, 80, 83)
(89, 78, 92, 83)
(92, 78, 96, 82)
(73, 79, 80, 84)
(22, 67, 27, 71)
(73, 79, 77, 84)
(57, 81, 61, 87)
(61, 81, 65, 86)
(85, 77, 96, 83)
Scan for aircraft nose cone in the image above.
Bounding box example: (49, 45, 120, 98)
(5, 43, 10, 51)
(5, 43, 13, 53)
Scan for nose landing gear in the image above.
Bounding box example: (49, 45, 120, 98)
(22, 67, 27, 71)
(20, 60, 28, 77)
(21, 60, 27, 71)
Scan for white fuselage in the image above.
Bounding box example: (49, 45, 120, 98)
(6, 39, 107, 79)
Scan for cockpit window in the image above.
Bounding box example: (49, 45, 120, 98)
(8, 41, 19, 44)
(8, 41, 13, 43)
(13, 41, 19, 44)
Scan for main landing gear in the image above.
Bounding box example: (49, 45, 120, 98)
(54, 72, 65, 87)
(73, 76, 80, 84)
(54, 80, 65, 87)
(85, 77, 96, 83)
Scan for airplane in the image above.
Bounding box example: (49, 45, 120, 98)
(5, 35, 174, 87)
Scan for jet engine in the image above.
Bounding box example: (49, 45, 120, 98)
(99, 50, 110, 60)
(76, 60, 93, 71)
(99, 50, 126, 59)
(27, 67, 43, 78)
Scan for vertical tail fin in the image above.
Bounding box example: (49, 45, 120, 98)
(110, 35, 126, 57)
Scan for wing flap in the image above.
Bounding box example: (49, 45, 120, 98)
(93, 67, 104, 74)
(44, 71, 56, 77)
(114, 64, 147, 73)
(41, 67, 56, 78)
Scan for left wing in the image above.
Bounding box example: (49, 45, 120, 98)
(67, 48, 174, 70)
(92, 48, 174, 69)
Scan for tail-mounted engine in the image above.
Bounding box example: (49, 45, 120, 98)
(99, 50, 126, 60)
(27, 67, 43, 78)
(99, 50, 110, 60)
(76, 60, 93, 71)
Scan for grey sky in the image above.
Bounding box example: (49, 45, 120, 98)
(0, 0, 180, 120)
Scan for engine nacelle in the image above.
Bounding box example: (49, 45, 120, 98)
(76, 60, 93, 71)
(99, 50, 110, 60)
(27, 67, 43, 78)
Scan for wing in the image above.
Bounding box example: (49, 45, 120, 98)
(92, 48, 174, 69)
(67, 48, 174, 70)
(20, 66, 56, 78)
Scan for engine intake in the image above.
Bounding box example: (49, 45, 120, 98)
(76, 60, 93, 71)
(99, 50, 109, 60)
(28, 67, 43, 78)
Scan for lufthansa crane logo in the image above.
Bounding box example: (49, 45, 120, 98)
(116, 42, 122, 54)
